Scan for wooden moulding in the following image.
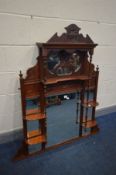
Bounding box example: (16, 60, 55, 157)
(26, 108, 41, 115)
(82, 120, 97, 128)
(26, 135, 46, 145)
(46, 84, 96, 97)
(24, 113, 46, 121)
(44, 75, 91, 85)
(46, 84, 81, 97)
(82, 100, 99, 108)
(27, 129, 41, 139)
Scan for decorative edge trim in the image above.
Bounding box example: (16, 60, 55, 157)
(0, 105, 116, 144)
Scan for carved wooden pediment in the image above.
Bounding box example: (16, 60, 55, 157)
(47, 24, 94, 44)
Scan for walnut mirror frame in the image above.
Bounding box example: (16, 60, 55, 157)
(14, 24, 99, 160)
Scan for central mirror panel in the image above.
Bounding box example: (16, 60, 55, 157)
(46, 93, 79, 146)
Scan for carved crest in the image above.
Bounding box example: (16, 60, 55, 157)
(47, 24, 94, 44)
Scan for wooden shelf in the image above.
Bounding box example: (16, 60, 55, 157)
(27, 129, 41, 139)
(26, 135, 46, 145)
(43, 75, 91, 85)
(24, 113, 45, 121)
(46, 86, 96, 97)
(82, 100, 99, 108)
(26, 108, 41, 115)
(37, 42, 98, 49)
(82, 120, 97, 128)
(46, 84, 81, 96)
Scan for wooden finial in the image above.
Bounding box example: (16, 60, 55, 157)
(89, 49, 94, 60)
(19, 70, 23, 78)
(96, 65, 99, 71)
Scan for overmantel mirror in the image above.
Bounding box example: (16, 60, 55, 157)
(14, 24, 99, 160)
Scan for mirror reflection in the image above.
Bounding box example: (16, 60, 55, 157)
(46, 93, 79, 146)
(25, 90, 94, 153)
(47, 50, 81, 76)
(26, 93, 79, 151)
